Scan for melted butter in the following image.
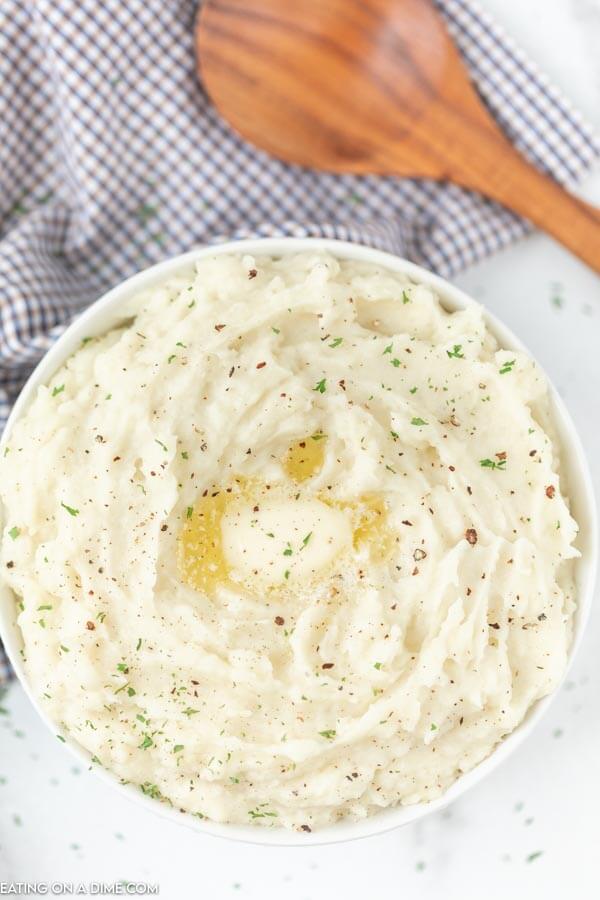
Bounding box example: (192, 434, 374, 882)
(283, 434, 326, 482)
(336, 493, 397, 562)
(178, 437, 396, 595)
(221, 492, 352, 584)
(178, 476, 279, 593)
(177, 482, 239, 594)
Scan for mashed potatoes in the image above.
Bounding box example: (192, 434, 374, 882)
(0, 252, 579, 831)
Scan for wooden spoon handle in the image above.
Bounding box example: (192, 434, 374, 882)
(448, 134, 600, 272)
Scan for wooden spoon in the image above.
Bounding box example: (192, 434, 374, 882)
(196, 0, 600, 272)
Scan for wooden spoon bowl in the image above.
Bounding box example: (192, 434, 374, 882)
(196, 0, 600, 272)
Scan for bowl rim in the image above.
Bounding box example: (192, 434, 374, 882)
(0, 236, 597, 847)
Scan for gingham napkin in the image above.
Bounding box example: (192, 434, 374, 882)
(1, 0, 599, 684)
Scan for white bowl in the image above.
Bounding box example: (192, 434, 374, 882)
(0, 238, 596, 846)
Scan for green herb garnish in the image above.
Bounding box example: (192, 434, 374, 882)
(140, 782, 161, 799)
(248, 807, 278, 819)
(480, 457, 506, 471)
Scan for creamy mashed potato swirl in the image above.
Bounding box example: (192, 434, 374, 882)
(0, 253, 579, 830)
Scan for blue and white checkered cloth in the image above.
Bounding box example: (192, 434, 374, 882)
(0, 0, 599, 684)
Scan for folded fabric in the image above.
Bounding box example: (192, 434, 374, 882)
(0, 0, 599, 683)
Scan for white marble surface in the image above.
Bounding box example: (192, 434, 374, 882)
(1, 1, 599, 897)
